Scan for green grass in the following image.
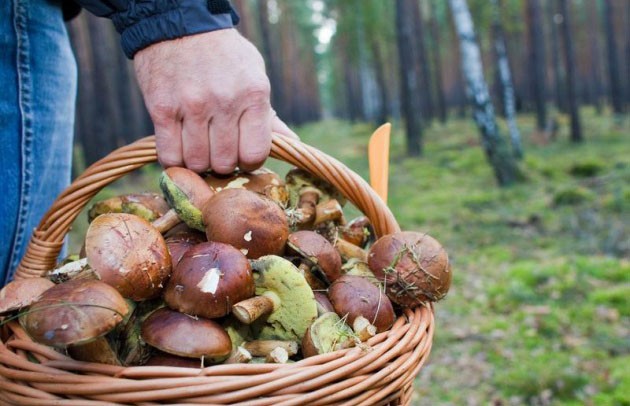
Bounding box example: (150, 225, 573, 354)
(67, 108, 629, 405)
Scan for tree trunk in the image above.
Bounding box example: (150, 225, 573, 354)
(586, 0, 603, 114)
(370, 37, 391, 125)
(547, 0, 565, 113)
(526, 0, 547, 131)
(258, 1, 285, 119)
(602, 0, 623, 115)
(492, 0, 523, 159)
(429, 0, 447, 123)
(396, 0, 423, 156)
(448, 0, 522, 186)
(410, 0, 433, 123)
(559, 0, 583, 142)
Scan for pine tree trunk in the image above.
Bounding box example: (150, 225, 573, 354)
(526, 0, 547, 131)
(429, 0, 447, 123)
(559, 0, 583, 142)
(548, 0, 565, 113)
(410, 0, 433, 123)
(586, 0, 603, 114)
(602, 0, 623, 115)
(492, 0, 523, 159)
(449, 0, 521, 186)
(370, 37, 391, 125)
(396, 0, 423, 156)
(258, 1, 285, 119)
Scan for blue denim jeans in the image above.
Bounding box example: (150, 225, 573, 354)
(0, 0, 77, 285)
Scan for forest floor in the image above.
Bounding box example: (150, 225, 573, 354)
(69, 109, 629, 405)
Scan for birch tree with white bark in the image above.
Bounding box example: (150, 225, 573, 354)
(448, 0, 522, 186)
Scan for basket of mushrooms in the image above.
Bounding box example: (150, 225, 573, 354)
(0, 133, 450, 405)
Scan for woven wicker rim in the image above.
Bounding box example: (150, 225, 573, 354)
(2, 134, 434, 405)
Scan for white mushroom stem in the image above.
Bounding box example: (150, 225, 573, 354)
(314, 199, 345, 226)
(232, 295, 276, 324)
(266, 347, 289, 364)
(223, 346, 252, 364)
(243, 340, 299, 357)
(352, 316, 377, 342)
(295, 187, 321, 226)
(151, 209, 181, 234)
(335, 238, 368, 262)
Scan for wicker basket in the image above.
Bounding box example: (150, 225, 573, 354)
(1, 134, 434, 405)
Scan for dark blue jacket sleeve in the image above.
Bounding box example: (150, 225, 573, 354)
(72, 0, 239, 59)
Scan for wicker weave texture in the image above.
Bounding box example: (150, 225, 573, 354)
(2, 135, 433, 405)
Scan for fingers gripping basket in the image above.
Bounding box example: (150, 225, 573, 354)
(2, 135, 435, 405)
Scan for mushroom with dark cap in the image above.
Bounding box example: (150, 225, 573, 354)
(20, 279, 129, 348)
(0, 278, 55, 316)
(164, 242, 254, 319)
(85, 213, 172, 301)
(88, 193, 170, 223)
(202, 189, 289, 259)
(329, 275, 395, 340)
(204, 167, 289, 206)
(141, 308, 232, 362)
(286, 230, 342, 285)
(368, 231, 452, 307)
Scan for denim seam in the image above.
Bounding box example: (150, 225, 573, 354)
(6, 0, 33, 283)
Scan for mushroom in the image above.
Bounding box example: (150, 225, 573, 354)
(141, 308, 232, 362)
(202, 189, 289, 259)
(233, 256, 317, 342)
(314, 292, 335, 316)
(111, 298, 164, 366)
(341, 259, 380, 287)
(0, 278, 55, 316)
(329, 275, 395, 340)
(285, 169, 346, 229)
(164, 242, 254, 319)
(302, 312, 355, 358)
(368, 231, 452, 307)
(88, 193, 170, 223)
(145, 351, 203, 368)
(67, 337, 121, 365)
(47, 257, 93, 284)
(338, 216, 375, 248)
(20, 279, 129, 348)
(165, 229, 206, 267)
(158, 167, 215, 232)
(286, 231, 342, 285)
(204, 167, 289, 206)
(334, 237, 368, 263)
(85, 213, 172, 301)
(242, 340, 298, 358)
(313, 199, 345, 227)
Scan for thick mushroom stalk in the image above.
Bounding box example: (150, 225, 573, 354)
(368, 231, 452, 307)
(335, 238, 368, 263)
(242, 256, 318, 342)
(159, 167, 215, 232)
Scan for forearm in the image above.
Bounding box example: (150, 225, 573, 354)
(71, 0, 239, 58)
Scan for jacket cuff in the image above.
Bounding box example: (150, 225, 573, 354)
(117, 0, 237, 59)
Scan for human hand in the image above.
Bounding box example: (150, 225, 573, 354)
(134, 28, 297, 174)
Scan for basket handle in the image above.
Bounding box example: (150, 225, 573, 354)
(15, 134, 400, 279)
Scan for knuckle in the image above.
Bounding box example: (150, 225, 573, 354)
(149, 103, 178, 125)
(243, 82, 271, 104)
(181, 92, 207, 117)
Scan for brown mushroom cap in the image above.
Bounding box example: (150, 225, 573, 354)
(165, 230, 206, 267)
(368, 231, 451, 306)
(202, 189, 289, 259)
(313, 292, 335, 316)
(204, 168, 288, 205)
(287, 231, 342, 284)
(329, 275, 395, 333)
(20, 279, 129, 348)
(141, 308, 232, 360)
(0, 278, 55, 315)
(85, 213, 172, 301)
(164, 242, 254, 319)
